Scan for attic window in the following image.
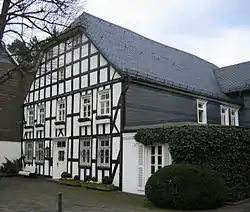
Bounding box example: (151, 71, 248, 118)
(230, 108, 239, 126)
(197, 100, 207, 124)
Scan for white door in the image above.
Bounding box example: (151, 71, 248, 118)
(52, 140, 67, 179)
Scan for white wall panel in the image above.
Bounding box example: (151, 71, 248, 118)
(66, 95, 72, 114)
(66, 51, 72, 65)
(90, 55, 98, 70)
(73, 139, 79, 158)
(59, 55, 64, 68)
(81, 44, 88, 58)
(73, 62, 80, 75)
(52, 58, 57, 70)
(52, 85, 57, 96)
(81, 75, 88, 88)
(100, 55, 107, 66)
(81, 59, 88, 73)
(65, 65, 71, 78)
(66, 117, 71, 136)
(73, 94, 80, 113)
(59, 83, 64, 95)
(90, 71, 97, 85)
(74, 48, 80, 61)
(66, 80, 71, 92)
(90, 43, 97, 54)
(73, 78, 79, 90)
(100, 67, 108, 83)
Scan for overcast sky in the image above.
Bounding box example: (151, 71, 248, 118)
(84, 0, 250, 67)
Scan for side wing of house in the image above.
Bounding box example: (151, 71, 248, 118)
(122, 81, 241, 195)
(22, 29, 123, 188)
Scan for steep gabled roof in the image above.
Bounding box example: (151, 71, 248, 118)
(72, 12, 239, 103)
(214, 61, 250, 93)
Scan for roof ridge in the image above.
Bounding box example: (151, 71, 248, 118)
(81, 11, 218, 68)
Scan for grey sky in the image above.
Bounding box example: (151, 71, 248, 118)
(84, 0, 250, 67)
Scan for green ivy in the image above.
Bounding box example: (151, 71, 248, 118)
(134, 125, 250, 202)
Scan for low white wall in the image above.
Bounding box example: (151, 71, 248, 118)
(122, 133, 145, 195)
(0, 141, 21, 165)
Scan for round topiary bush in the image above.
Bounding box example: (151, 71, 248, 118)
(61, 172, 68, 179)
(84, 175, 91, 182)
(74, 175, 80, 180)
(145, 164, 227, 210)
(102, 176, 112, 185)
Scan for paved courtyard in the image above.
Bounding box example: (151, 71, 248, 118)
(0, 177, 250, 212)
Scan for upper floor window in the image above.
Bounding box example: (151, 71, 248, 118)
(57, 100, 66, 121)
(79, 137, 91, 167)
(97, 136, 110, 168)
(197, 100, 207, 124)
(58, 68, 64, 81)
(81, 95, 91, 118)
(27, 108, 34, 126)
(37, 105, 45, 124)
(98, 90, 110, 116)
(230, 108, 239, 126)
(221, 106, 229, 125)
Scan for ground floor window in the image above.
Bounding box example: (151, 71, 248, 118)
(25, 141, 33, 162)
(150, 145, 163, 174)
(97, 136, 110, 168)
(79, 137, 91, 166)
(35, 141, 44, 163)
(137, 143, 172, 190)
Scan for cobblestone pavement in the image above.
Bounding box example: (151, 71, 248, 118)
(0, 177, 250, 212)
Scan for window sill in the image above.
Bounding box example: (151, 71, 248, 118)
(79, 164, 91, 168)
(96, 165, 110, 170)
(96, 115, 110, 120)
(35, 161, 44, 165)
(24, 160, 33, 164)
(78, 117, 91, 122)
(24, 125, 33, 129)
(55, 121, 66, 126)
(35, 124, 44, 128)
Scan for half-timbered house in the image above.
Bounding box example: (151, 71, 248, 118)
(21, 12, 250, 195)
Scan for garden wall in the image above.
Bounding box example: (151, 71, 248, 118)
(0, 141, 21, 165)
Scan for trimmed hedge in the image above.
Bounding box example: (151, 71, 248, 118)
(134, 125, 250, 202)
(145, 164, 227, 210)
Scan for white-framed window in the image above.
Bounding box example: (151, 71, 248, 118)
(37, 105, 45, 124)
(221, 106, 229, 125)
(56, 100, 66, 121)
(97, 136, 110, 167)
(35, 141, 44, 163)
(98, 90, 110, 116)
(150, 145, 163, 174)
(27, 107, 34, 126)
(230, 108, 239, 126)
(197, 99, 207, 124)
(79, 137, 91, 166)
(58, 68, 64, 80)
(81, 95, 91, 118)
(25, 141, 33, 162)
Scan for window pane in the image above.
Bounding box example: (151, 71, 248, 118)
(158, 156, 162, 165)
(151, 166, 155, 174)
(158, 146, 162, 154)
(199, 110, 203, 122)
(151, 156, 155, 165)
(151, 146, 155, 155)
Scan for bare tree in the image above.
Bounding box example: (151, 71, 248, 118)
(0, 0, 83, 43)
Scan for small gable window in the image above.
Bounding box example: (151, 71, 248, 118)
(197, 100, 207, 124)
